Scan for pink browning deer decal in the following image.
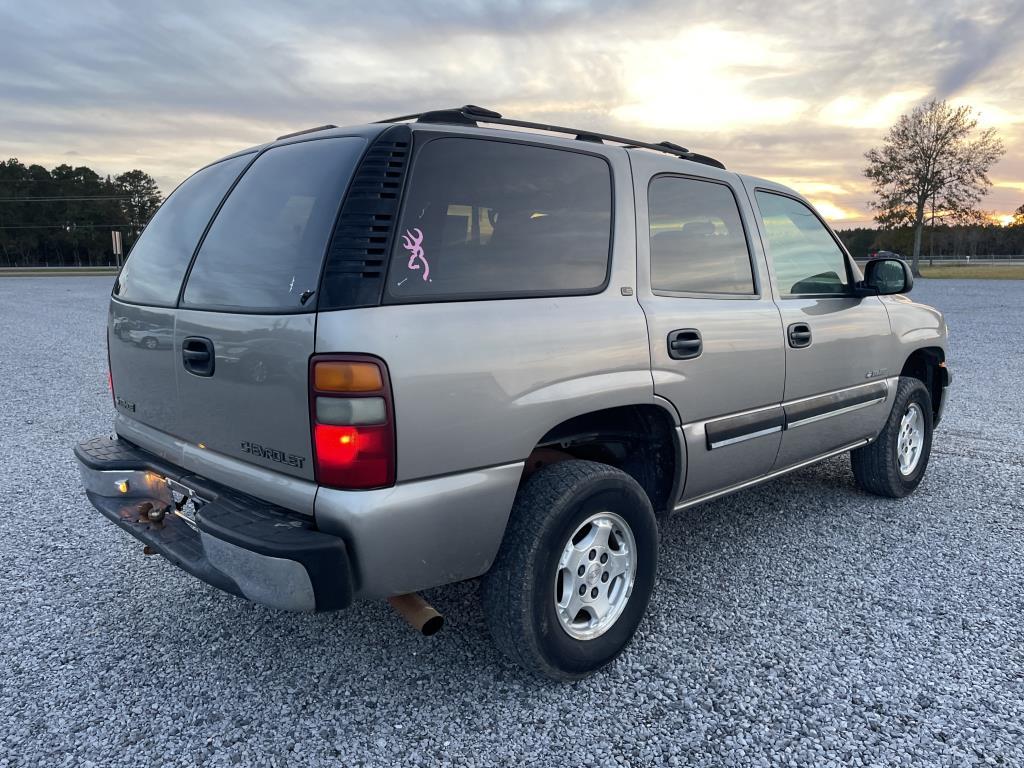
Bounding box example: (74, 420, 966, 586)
(401, 228, 430, 282)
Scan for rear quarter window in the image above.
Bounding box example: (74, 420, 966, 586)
(113, 154, 252, 307)
(385, 138, 612, 302)
(182, 137, 367, 312)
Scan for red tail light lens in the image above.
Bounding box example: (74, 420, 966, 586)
(314, 423, 393, 487)
(310, 356, 395, 490)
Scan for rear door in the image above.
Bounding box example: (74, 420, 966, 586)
(744, 183, 894, 468)
(630, 152, 786, 502)
(174, 136, 368, 482)
(110, 152, 255, 438)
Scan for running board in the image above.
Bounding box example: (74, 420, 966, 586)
(673, 438, 870, 511)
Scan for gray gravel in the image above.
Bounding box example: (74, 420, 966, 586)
(1, 276, 1022, 767)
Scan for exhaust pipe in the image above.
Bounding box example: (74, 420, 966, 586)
(387, 593, 444, 636)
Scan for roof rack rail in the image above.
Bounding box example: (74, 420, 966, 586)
(276, 124, 338, 141)
(375, 105, 725, 169)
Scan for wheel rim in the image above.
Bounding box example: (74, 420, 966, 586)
(897, 402, 925, 476)
(553, 511, 637, 641)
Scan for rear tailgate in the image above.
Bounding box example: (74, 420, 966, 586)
(172, 137, 368, 480)
(174, 310, 316, 479)
(109, 135, 369, 487)
(110, 152, 254, 439)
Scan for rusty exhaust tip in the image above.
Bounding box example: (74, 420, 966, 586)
(142, 545, 157, 556)
(387, 593, 444, 636)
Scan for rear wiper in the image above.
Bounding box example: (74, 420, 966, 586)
(299, 289, 316, 305)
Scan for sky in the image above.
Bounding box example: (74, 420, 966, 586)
(2, 0, 1023, 228)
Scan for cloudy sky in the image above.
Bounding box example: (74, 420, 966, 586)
(2, 0, 1022, 227)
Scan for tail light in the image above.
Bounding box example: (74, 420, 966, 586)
(309, 355, 395, 489)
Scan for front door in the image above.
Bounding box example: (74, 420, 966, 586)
(744, 183, 894, 469)
(631, 154, 786, 503)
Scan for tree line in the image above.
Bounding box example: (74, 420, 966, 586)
(3, 100, 1020, 273)
(0, 159, 162, 267)
(837, 218, 1024, 261)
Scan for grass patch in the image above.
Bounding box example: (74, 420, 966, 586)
(919, 264, 1024, 280)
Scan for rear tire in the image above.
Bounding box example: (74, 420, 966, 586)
(481, 460, 658, 681)
(851, 377, 933, 498)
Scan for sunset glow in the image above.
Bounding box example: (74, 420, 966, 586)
(612, 26, 807, 131)
(2, 1, 1022, 229)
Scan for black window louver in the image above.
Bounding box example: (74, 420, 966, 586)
(318, 125, 412, 310)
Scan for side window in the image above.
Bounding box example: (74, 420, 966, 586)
(386, 138, 611, 302)
(648, 176, 755, 294)
(113, 154, 252, 307)
(755, 191, 851, 296)
(182, 137, 366, 312)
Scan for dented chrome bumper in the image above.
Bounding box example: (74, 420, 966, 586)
(75, 436, 353, 613)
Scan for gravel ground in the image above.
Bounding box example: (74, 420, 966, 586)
(1, 277, 1022, 767)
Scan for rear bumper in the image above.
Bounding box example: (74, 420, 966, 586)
(75, 436, 352, 612)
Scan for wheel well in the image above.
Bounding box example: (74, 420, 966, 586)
(525, 405, 679, 514)
(900, 347, 945, 421)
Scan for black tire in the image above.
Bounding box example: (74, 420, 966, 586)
(142, 336, 158, 350)
(481, 460, 658, 681)
(851, 376, 933, 498)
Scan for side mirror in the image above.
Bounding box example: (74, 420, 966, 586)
(860, 257, 913, 295)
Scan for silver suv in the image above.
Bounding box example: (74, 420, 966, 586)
(76, 105, 950, 680)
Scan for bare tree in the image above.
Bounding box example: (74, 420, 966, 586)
(864, 100, 1004, 275)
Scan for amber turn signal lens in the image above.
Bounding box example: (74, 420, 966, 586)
(314, 361, 383, 393)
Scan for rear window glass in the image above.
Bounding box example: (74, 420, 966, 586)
(386, 138, 612, 302)
(113, 154, 252, 306)
(648, 176, 755, 294)
(182, 137, 366, 312)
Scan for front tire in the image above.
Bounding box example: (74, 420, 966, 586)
(481, 460, 658, 681)
(851, 376, 933, 498)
